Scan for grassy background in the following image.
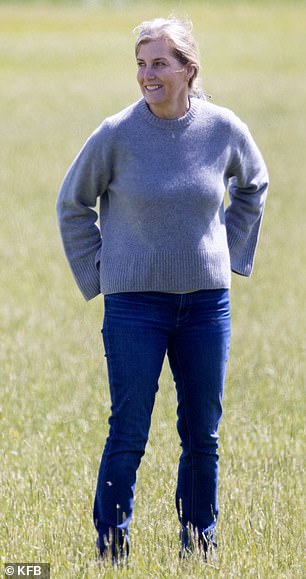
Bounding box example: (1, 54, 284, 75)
(0, 1, 305, 577)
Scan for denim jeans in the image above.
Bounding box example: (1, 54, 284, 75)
(93, 289, 231, 557)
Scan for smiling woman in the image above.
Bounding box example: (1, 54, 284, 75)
(56, 15, 268, 567)
(134, 18, 201, 119)
(136, 39, 193, 119)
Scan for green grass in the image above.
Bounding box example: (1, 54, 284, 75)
(0, 1, 305, 577)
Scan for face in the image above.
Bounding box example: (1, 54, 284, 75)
(136, 38, 192, 119)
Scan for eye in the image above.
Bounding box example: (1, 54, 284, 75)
(154, 61, 166, 67)
(137, 61, 145, 68)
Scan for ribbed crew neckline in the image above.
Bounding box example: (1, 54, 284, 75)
(138, 96, 201, 129)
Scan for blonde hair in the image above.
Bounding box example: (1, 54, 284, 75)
(134, 17, 204, 98)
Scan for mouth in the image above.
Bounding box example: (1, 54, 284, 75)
(144, 84, 163, 92)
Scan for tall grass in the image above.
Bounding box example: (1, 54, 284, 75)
(0, 1, 305, 577)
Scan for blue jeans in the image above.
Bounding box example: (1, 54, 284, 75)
(93, 290, 231, 557)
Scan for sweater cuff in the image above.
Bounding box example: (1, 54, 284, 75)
(69, 254, 101, 301)
(226, 222, 258, 277)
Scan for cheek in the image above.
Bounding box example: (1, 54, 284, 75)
(173, 78, 186, 93)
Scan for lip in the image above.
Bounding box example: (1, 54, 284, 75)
(144, 84, 163, 91)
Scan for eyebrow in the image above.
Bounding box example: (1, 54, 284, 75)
(136, 56, 169, 62)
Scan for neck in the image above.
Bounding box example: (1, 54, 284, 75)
(147, 97, 190, 120)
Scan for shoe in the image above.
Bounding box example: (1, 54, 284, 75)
(179, 526, 217, 563)
(96, 534, 129, 567)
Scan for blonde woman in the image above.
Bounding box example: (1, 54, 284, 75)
(57, 17, 268, 563)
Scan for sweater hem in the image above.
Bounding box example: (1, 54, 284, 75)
(99, 250, 231, 295)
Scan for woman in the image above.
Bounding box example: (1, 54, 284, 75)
(56, 17, 268, 562)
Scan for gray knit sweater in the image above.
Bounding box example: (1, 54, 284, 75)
(56, 97, 268, 300)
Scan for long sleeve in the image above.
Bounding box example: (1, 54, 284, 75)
(225, 121, 269, 276)
(56, 129, 109, 300)
(57, 98, 268, 297)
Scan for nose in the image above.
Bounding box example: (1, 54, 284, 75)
(143, 65, 155, 80)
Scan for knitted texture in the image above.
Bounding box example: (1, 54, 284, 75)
(57, 97, 268, 300)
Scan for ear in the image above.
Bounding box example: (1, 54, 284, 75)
(186, 64, 196, 82)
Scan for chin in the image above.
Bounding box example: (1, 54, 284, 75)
(145, 94, 164, 106)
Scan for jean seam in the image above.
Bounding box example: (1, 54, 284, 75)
(171, 344, 196, 528)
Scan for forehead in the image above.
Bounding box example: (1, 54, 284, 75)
(136, 38, 176, 61)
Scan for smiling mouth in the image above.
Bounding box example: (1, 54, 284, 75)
(145, 85, 162, 91)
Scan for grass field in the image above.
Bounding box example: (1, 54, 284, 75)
(0, 1, 305, 577)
